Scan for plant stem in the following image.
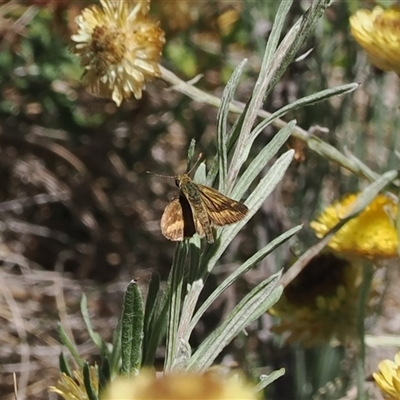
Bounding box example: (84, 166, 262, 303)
(356, 262, 374, 400)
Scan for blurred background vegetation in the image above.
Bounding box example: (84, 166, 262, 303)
(0, 0, 399, 399)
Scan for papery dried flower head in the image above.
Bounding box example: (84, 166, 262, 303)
(104, 369, 259, 400)
(310, 193, 399, 260)
(373, 351, 400, 399)
(350, 6, 400, 75)
(72, 0, 165, 106)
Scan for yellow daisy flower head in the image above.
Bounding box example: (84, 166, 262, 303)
(270, 253, 370, 347)
(350, 6, 400, 75)
(104, 369, 259, 400)
(49, 365, 98, 400)
(310, 193, 398, 260)
(373, 351, 400, 400)
(72, 0, 165, 106)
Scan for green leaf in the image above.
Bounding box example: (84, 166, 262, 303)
(264, 0, 332, 97)
(175, 279, 204, 358)
(202, 150, 294, 275)
(217, 59, 248, 191)
(109, 317, 122, 375)
(193, 162, 207, 185)
(232, 120, 296, 201)
(59, 352, 73, 378)
(165, 242, 189, 372)
(188, 235, 202, 283)
(227, 0, 293, 189)
(142, 273, 160, 362)
(98, 357, 111, 396)
(236, 83, 357, 174)
(187, 225, 301, 340)
(80, 295, 107, 354)
(142, 288, 169, 366)
(187, 272, 283, 372)
(251, 83, 358, 144)
(120, 280, 144, 376)
(187, 139, 196, 168)
(254, 368, 286, 392)
(57, 323, 84, 369)
(344, 170, 398, 216)
(83, 363, 98, 400)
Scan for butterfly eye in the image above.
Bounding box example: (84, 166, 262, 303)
(174, 178, 180, 187)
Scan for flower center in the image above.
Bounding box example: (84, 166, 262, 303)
(90, 25, 127, 73)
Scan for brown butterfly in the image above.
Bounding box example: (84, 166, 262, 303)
(159, 167, 248, 244)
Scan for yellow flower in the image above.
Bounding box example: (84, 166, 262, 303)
(350, 6, 400, 75)
(310, 194, 398, 260)
(373, 351, 400, 399)
(104, 369, 259, 400)
(49, 366, 98, 400)
(270, 253, 374, 347)
(72, 0, 165, 106)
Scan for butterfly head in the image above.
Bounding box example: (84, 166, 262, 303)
(175, 173, 191, 188)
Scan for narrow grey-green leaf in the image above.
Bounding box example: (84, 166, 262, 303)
(265, 0, 332, 98)
(232, 120, 296, 201)
(187, 139, 196, 168)
(120, 280, 144, 376)
(187, 271, 282, 372)
(142, 288, 168, 366)
(188, 235, 202, 284)
(57, 323, 84, 368)
(99, 357, 111, 395)
(165, 242, 188, 372)
(208, 99, 251, 188)
(202, 150, 294, 275)
(217, 59, 247, 191)
(83, 363, 98, 400)
(187, 225, 301, 339)
(80, 295, 105, 353)
(250, 83, 358, 143)
(193, 162, 207, 185)
(109, 317, 122, 374)
(345, 170, 398, 216)
(254, 368, 286, 392)
(59, 352, 73, 378)
(228, 0, 293, 189)
(142, 273, 160, 365)
(237, 83, 358, 169)
(143, 273, 160, 340)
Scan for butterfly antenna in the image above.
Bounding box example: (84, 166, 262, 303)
(187, 153, 203, 175)
(146, 171, 175, 179)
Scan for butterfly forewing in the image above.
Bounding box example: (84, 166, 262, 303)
(197, 184, 248, 226)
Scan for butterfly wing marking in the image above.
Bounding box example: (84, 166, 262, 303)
(161, 197, 185, 241)
(197, 185, 248, 226)
(179, 194, 205, 238)
(161, 196, 204, 241)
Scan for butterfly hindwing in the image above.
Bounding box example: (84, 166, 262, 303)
(161, 197, 185, 241)
(160, 195, 204, 240)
